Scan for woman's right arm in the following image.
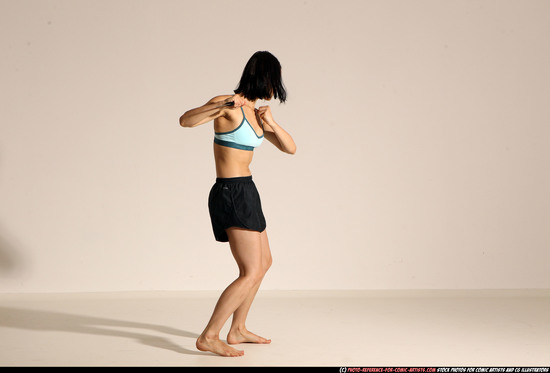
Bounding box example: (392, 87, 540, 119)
(179, 95, 242, 128)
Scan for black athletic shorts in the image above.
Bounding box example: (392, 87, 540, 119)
(208, 176, 266, 242)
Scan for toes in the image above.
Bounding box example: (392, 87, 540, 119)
(227, 330, 271, 345)
(231, 350, 244, 357)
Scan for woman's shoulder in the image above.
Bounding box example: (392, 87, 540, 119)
(208, 94, 234, 104)
(211, 94, 240, 130)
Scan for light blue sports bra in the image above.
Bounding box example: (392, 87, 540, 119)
(214, 107, 264, 151)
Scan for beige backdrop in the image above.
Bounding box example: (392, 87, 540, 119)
(1, 0, 549, 292)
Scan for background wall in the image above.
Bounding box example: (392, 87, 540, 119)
(1, 0, 549, 293)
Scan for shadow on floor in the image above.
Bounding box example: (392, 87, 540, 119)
(0, 306, 207, 356)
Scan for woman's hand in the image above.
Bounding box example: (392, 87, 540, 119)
(255, 106, 274, 126)
(226, 95, 246, 108)
(180, 95, 242, 128)
(254, 105, 296, 154)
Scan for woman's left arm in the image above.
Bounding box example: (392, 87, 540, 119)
(256, 106, 297, 155)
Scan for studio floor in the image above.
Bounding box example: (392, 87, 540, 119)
(0, 289, 549, 367)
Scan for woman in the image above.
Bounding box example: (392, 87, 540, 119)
(179, 51, 296, 357)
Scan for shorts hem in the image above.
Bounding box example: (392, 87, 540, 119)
(214, 224, 267, 243)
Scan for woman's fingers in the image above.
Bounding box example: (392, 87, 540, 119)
(232, 95, 246, 107)
(257, 106, 273, 123)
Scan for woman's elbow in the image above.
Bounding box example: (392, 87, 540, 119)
(286, 145, 297, 155)
(179, 115, 189, 127)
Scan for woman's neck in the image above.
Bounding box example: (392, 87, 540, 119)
(237, 94, 257, 109)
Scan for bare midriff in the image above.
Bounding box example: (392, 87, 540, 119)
(213, 142, 255, 178)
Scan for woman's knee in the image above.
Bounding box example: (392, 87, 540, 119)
(263, 255, 272, 274)
(240, 270, 264, 288)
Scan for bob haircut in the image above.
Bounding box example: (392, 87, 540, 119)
(234, 51, 287, 103)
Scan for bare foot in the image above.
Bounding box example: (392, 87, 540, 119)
(196, 335, 244, 357)
(227, 328, 271, 345)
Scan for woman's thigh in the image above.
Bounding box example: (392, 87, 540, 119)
(227, 227, 263, 277)
(259, 229, 272, 271)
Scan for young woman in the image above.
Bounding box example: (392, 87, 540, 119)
(179, 51, 296, 357)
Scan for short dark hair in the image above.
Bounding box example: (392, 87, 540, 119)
(234, 51, 287, 103)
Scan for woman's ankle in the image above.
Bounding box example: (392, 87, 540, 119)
(199, 330, 220, 341)
(228, 324, 247, 334)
